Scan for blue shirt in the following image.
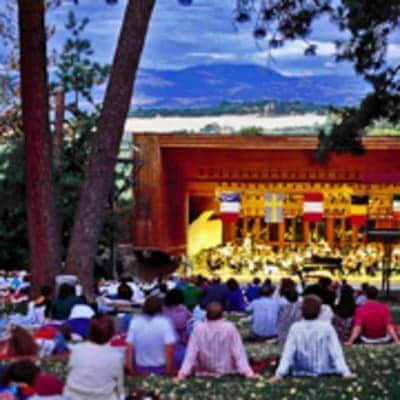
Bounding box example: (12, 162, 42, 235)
(246, 284, 261, 302)
(276, 319, 351, 377)
(248, 296, 281, 337)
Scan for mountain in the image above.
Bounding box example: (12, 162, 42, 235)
(133, 64, 369, 109)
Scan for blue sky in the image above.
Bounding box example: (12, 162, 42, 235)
(47, 0, 400, 77)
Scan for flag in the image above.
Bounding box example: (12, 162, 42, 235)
(350, 195, 369, 226)
(219, 192, 241, 222)
(303, 193, 324, 222)
(264, 193, 284, 223)
(393, 194, 400, 220)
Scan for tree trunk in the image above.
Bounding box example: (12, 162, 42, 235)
(65, 0, 156, 293)
(18, 0, 62, 294)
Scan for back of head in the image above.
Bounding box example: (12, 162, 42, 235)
(226, 278, 239, 291)
(206, 301, 223, 321)
(211, 275, 221, 285)
(281, 286, 298, 303)
(336, 285, 356, 319)
(1, 360, 40, 386)
(117, 283, 133, 301)
(9, 326, 38, 357)
(142, 296, 163, 316)
(164, 288, 184, 306)
(366, 285, 379, 300)
(253, 277, 261, 285)
(40, 285, 53, 298)
(302, 295, 322, 320)
(58, 283, 75, 300)
(89, 314, 115, 345)
(260, 284, 274, 297)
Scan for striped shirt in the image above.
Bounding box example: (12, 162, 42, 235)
(178, 319, 253, 378)
(276, 319, 351, 377)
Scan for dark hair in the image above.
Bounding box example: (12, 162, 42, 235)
(206, 301, 223, 321)
(164, 289, 184, 306)
(88, 315, 115, 345)
(253, 277, 261, 285)
(281, 286, 298, 303)
(142, 296, 163, 316)
(319, 277, 332, 288)
(117, 283, 133, 301)
(361, 282, 369, 292)
(58, 283, 75, 300)
(226, 278, 239, 291)
(366, 285, 379, 300)
(9, 326, 39, 357)
(335, 285, 356, 319)
(40, 286, 52, 297)
(302, 295, 322, 320)
(1, 360, 40, 386)
(279, 278, 296, 297)
(260, 285, 274, 297)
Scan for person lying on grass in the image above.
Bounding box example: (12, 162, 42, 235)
(270, 295, 355, 382)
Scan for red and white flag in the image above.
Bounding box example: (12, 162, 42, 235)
(303, 193, 324, 222)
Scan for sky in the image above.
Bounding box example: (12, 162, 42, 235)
(46, 0, 376, 77)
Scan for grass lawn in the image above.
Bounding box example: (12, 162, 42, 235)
(24, 302, 400, 400)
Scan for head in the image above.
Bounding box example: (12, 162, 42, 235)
(260, 285, 275, 297)
(335, 285, 356, 319)
(9, 326, 38, 357)
(142, 296, 163, 317)
(164, 289, 184, 307)
(1, 360, 40, 387)
(88, 315, 115, 345)
(58, 283, 75, 300)
(211, 275, 221, 284)
(361, 282, 369, 293)
(206, 302, 223, 321)
(319, 277, 332, 289)
(226, 278, 239, 291)
(40, 285, 52, 298)
(253, 277, 261, 286)
(117, 283, 133, 301)
(366, 285, 379, 300)
(279, 278, 296, 296)
(301, 295, 322, 320)
(281, 286, 298, 303)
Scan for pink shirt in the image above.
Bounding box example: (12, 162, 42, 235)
(354, 300, 394, 339)
(178, 319, 253, 378)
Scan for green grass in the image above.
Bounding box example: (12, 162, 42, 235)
(7, 302, 400, 399)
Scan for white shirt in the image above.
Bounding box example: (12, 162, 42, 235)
(64, 342, 124, 400)
(126, 314, 176, 367)
(69, 304, 95, 319)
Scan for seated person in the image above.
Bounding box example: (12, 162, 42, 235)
(176, 302, 256, 380)
(226, 278, 246, 312)
(347, 285, 399, 345)
(1, 360, 64, 398)
(247, 285, 281, 341)
(26, 286, 53, 326)
(64, 315, 124, 400)
(332, 284, 356, 342)
(126, 296, 176, 375)
(0, 326, 38, 359)
(52, 284, 83, 321)
(245, 277, 262, 303)
(271, 295, 353, 381)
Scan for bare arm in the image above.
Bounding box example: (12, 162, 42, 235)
(125, 343, 134, 374)
(346, 325, 362, 345)
(388, 324, 400, 344)
(165, 344, 175, 375)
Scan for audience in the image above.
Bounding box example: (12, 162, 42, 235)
(200, 276, 229, 309)
(332, 284, 356, 342)
(347, 285, 399, 345)
(271, 295, 353, 381)
(247, 285, 281, 341)
(52, 284, 82, 321)
(64, 314, 124, 400)
(182, 278, 202, 311)
(126, 296, 176, 375)
(226, 278, 246, 312)
(277, 286, 302, 346)
(176, 302, 256, 380)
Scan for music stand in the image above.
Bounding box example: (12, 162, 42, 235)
(366, 230, 400, 295)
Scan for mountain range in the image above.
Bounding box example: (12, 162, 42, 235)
(132, 63, 369, 109)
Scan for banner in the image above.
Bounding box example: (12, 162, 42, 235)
(350, 195, 369, 227)
(303, 193, 323, 222)
(219, 192, 241, 222)
(264, 193, 284, 223)
(393, 194, 400, 220)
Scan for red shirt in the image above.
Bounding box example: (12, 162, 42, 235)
(354, 300, 394, 339)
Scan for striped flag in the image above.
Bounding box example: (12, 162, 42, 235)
(303, 193, 324, 222)
(350, 195, 369, 227)
(393, 194, 400, 219)
(219, 192, 241, 222)
(265, 193, 284, 223)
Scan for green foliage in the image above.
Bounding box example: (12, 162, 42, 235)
(239, 126, 264, 135)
